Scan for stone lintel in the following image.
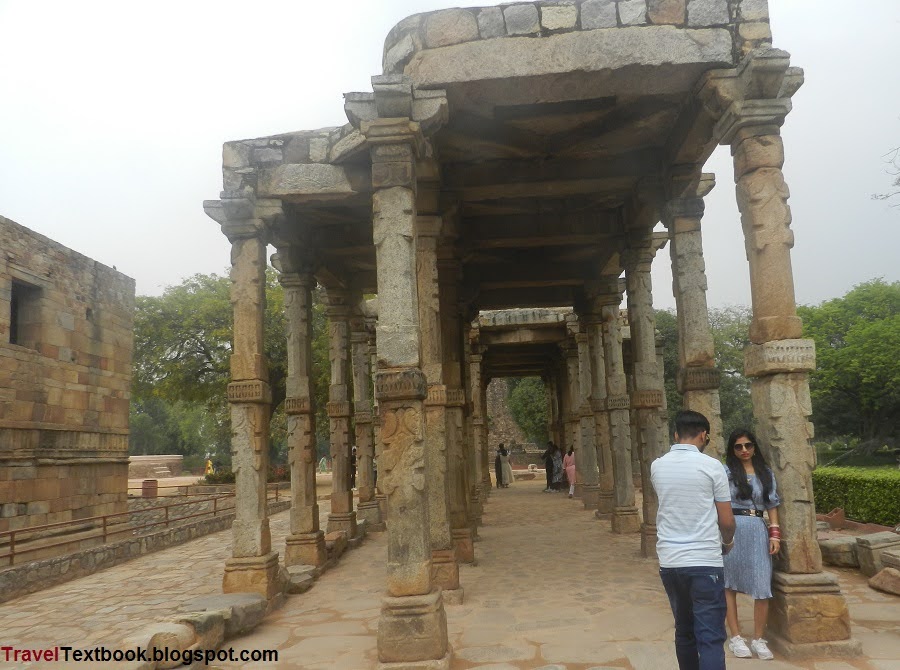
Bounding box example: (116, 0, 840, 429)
(284, 396, 312, 415)
(326, 401, 352, 418)
(227, 380, 272, 404)
(376, 369, 428, 402)
(677, 366, 721, 392)
(631, 390, 664, 409)
(744, 339, 815, 378)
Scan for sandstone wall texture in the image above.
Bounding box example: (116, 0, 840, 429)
(0, 215, 135, 541)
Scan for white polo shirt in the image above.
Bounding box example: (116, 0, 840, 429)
(651, 443, 731, 568)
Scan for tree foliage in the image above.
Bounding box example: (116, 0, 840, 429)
(508, 376, 549, 443)
(131, 270, 331, 467)
(798, 279, 900, 445)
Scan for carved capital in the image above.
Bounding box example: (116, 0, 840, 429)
(678, 366, 722, 392)
(665, 197, 705, 222)
(744, 339, 816, 378)
(631, 389, 664, 409)
(375, 368, 428, 402)
(227, 380, 272, 404)
(284, 396, 312, 415)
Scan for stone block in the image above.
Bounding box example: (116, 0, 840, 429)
(121, 622, 196, 670)
(648, 0, 685, 24)
(868, 566, 900, 596)
(325, 530, 348, 560)
(738, 20, 772, 42)
(883, 550, 900, 571)
(582, 0, 618, 28)
(739, 0, 769, 21)
(424, 9, 479, 48)
(378, 589, 448, 664)
(172, 610, 225, 650)
(503, 4, 540, 35)
(618, 0, 648, 26)
(819, 537, 859, 568)
(541, 4, 578, 31)
(286, 566, 316, 594)
(476, 7, 505, 38)
(181, 592, 268, 639)
(857, 532, 900, 577)
(687, 0, 729, 26)
(222, 552, 282, 600)
(744, 339, 815, 377)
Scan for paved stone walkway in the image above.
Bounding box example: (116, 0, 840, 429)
(2, 481, 898, 669)
(216, 481, 899, 670)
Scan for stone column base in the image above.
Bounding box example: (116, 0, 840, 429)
(223, 551, 281, 600)
(358, 500, 385, 531)
(611, 506, 641, 534)
(769, 634, 862, 660)
(640, 523, 658, 559)
(284, 531, 326, 567)
(378, 589, 449, 665)
(769, 571, 858, 656)
(574, 482, 584, 498)
(581, 485, 600, 510)
(451, 527, 475, 564)
(378, 653, 451, 670)
(327, 511, 358, 538)
(376, 493, 388, 523)
(430, 549, 460, 592)
(597, 491, 614, 514)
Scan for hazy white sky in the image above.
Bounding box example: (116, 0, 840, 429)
(1, 0, 898, 310)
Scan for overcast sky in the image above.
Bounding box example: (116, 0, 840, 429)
(1, 0, 897, 310)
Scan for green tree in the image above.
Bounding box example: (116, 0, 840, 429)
(508, 376, 549, 443)
(654, 309, 682, 427)
(709, 306, 754, 438)
(799, 279, 900, 444)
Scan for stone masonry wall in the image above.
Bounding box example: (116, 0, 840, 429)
(384, 0, 771, 73)
(0, 215, 135, 538)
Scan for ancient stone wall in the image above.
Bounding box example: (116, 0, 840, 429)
(0, 215, 135, 538)
(383, 0, 771, 74)
(486, 378, 527, 457)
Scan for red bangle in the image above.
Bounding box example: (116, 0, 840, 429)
(769, 528, 782, 539)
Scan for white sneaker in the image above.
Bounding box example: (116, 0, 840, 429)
(728, 635, 752, 658)
(750, 638, 773, 660)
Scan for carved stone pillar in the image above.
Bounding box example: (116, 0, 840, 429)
(479, 378, 492, 494)
(575, 331, 600, 509)
(548, 375, 562, 447)
(601, 299, 640, 533)
(584, 307, 614, 515)
(370, 324, 389, 523)
(464, 343, 483, 528)
(469, 350, 488, 515)
(416, 215, 460, 602)
(562, 338, 582, 496)
(280, 263, 326, 568)
(357, 79, 449, 662)
(352, 319, 382, 531)
(624, 237, 667, 557)
(325, 291, 357, 538)
(666, 175, 724, 459)
(203, 196, 281, 599)
(710, 50, 857, 656)
(439, 256, 474, 564)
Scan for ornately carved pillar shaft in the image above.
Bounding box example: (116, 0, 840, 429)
(416, 215, 460, 600)
(352, 321, 382, 531)
(326, 292, 357, 538)
(586, 312, 614, 515)
(281, 268, 326, 567)
(364, 111, 448, 665)
(576, 331, 600, 510)
(601, 301, 640, 533)
(624, 239, 667, 557)
(666, 177, 724, 459)
(563, 340, 582, 494)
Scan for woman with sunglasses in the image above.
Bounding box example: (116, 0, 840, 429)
(723, 429, 782, 661)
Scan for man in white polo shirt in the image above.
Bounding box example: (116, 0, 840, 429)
(651, 410, 736, 670)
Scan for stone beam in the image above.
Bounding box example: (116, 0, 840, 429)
(258, 163, 371, 201)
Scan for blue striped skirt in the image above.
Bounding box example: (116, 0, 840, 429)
(723, 514, 773, 599)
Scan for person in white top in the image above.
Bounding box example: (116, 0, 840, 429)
(651, 410, 736, 670)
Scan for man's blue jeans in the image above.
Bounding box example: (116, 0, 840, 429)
(659, 566, 727, 670)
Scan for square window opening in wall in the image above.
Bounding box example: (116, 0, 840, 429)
(10, 280, 42, 349)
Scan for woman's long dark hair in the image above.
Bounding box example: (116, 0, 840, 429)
(725, 428, 774, 505)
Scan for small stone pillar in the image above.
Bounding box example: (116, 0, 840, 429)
(203, 195, 281, 599)
(584, 303, 614, 515)
(469, 349, 487, 520)
(279, 260, 326, 567)
(362, 90, 449, 663)
(624, 237, 667, 557)
(417, 215, 461, 602)
(562, 337, 582, 495)
(576, 331, 600, 509)
(714, 50, 857, 656)
(352, 319, 382, 531)
(325, 290, 357, 539)
(601, 297, 640, 533)
(665, 174, 724, 459)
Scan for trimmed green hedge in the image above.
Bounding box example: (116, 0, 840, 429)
(812, 467, 900, 527)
